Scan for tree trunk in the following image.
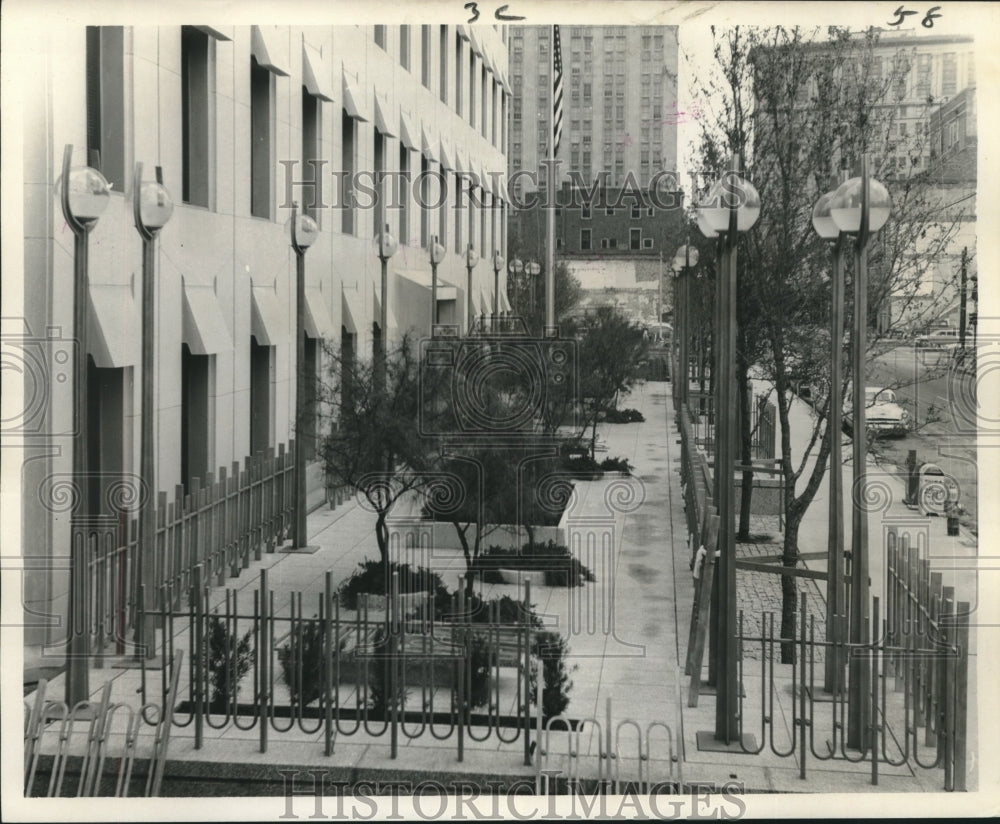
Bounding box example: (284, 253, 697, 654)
(375, 511, 389, 566)
(779, 502, 802, 663)
(736, 359, 754, 541)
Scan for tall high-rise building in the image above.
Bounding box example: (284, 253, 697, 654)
(508, 25, 679, 194)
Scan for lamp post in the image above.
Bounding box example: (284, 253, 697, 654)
(374, 222, 398, 380)
(464, 244, 479, 334)
(492, 251, 505, 333)
(132, 162, 173, 659)
(812, 179, 848, 695)
(429, 235, 446, 329)
(829, 156, 891, 749)
(672, 242, 700, 407)
(57, 144, 111, 705)
(697, 157, 760, 746)
(290, 204, 320, 550)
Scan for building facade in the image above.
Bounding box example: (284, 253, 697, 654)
(12, 23, 510, 657)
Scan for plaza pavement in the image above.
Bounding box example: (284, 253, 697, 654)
(23, 379, 977, 795)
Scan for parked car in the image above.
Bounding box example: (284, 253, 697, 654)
(916, 328, 959, 350)
(843, 385, 911, 437)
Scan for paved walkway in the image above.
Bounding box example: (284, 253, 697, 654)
(23, 379, 977, 795)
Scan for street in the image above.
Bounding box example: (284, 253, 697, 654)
(866, 342, 978, 534)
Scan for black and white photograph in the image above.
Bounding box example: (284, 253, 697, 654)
(2, 0, 997, 818)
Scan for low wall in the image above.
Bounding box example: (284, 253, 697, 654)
(387, 519, 568, 555)
(734, 476, 783, 517)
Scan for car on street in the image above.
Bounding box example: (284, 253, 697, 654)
(843, 385, 911, 437)
(916, 328, 960, 350)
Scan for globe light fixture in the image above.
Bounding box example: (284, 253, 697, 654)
(811, 189, 840, 241)
(430, 239, 446, 265)
(138, 180, 175, 231)
(289, 211, 320, 251)
(57, 165, 112, 223)
(491, 251, 505, 328)
(374, 223, 398, 260)
(829, 175, 891, 234)
(429, 235, 446, 329)
(464, 244, 479, 333)
(698, 172, 761, 234)
(507, 257, 524, 276)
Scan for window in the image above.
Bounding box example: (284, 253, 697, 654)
(302, 88, 321, 224)
(631, 205, 640, 219)
(420, 155, 430, 247)
(942, 53, 957, 96)
(374, 25, 386, 49)
(181, 345, 212, 493)
(647, 207, 654, 217)
(630, 229, 641, 249)
(373, 127, 385, 235)
(440, 27, 448, 102)
(341, 110, 356, 234)
(469, 49, 476, 126)
(398, 143, 410, 245)
(454, 172, 463, 254)
(421, 26, 432, 87)
(181, 26, 210, 207)
(642, 237, 653, 249)
(400, 25, 410, 69)
(481, 64, 488, 135)
(609, 238, 618, 249)
(250, 57, 273, 219)
(86, 26, 126, 192)
(250, 337, 273, 457)
(583, 82, 591, 103)
(605, 206, 614, 215)
(580, 228, 592, 250)
(455, 33, 463, 115)
(600, 237, 609, 249)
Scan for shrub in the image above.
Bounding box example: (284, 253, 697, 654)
(603, 407, 645, 424)
(529, 631, 576, 719)
(560, 452, 602, 479)
(336, 560, 452, 616)
(599, 455, 633, 475)
(367, 627, 409, 717)
(457, 593, 545, 627)
(205, 615, 253, 711)
(277, 617, 337, 708)
(473, 541, 596, 587)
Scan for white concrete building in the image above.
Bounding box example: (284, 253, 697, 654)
(10, 23, 510, 659)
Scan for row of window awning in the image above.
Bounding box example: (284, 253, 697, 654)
(88, 273, 508, 367)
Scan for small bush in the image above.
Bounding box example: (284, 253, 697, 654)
(367, 627, 409, 717)
(278, 617, 339, 708)
(448, 592, 545, 627)
(205, 615, 253, 711)
(336, 560, 452, 616)
(529, 631, 576, 718)
(599, 456, 633, 475)
(473, 541, 596, 587)
(603, 407, 645, 424)
(560, 452, 603, 479)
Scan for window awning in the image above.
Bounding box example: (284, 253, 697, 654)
(341, 285, 364, 335)
(500, 290, 512, 312)
(302, 43, 335, 102)
(87, 284, 140, 368)
(421, 123, 439, 163)
(399, 109, 420, 151)
(183, 282, 232, 355)
(250, 283, 286, 346)
(480, 165, 493, 194)
(252, 25, 290, 76)
(373, 93, 396, 138)
(304, 286, 336, 339)
(458, 25, 471, 42)
(193, 26, 233, 41)
(397, 268, 458, 302)
(499, 74, 512, 96)
(342, 69, 371, 122)
(468, 26, 483, 57)
(439, 136, 455, 172)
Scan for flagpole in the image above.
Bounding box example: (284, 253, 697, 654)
(545, 24, 557, 333)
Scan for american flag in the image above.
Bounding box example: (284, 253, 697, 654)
(552, 25, 564, 156)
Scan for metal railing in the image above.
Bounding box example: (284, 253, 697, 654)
(137, 566, 540, 763)
(85, 444, 296, 659)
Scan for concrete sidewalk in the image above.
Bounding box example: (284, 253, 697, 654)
(22, 380, 971, 795)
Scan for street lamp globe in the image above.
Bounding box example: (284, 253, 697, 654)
(291, 213, 320, 250)
(493, 251, 505, 271)
(699, 173, 761, 234)
(829, 176, 891, 234)
(525, 261, 541, 277)
(430, 239, 446, 265)
(57, 166, 112, 222)
(138, 180, 175, 230)
(811, 190, 840, 240)
(696, 210, 718, 239)
(374, 224, 398, 260)
(465, 245, 479, 269)
(672, 244, 699, 271)
(508, 257, 524, 275)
